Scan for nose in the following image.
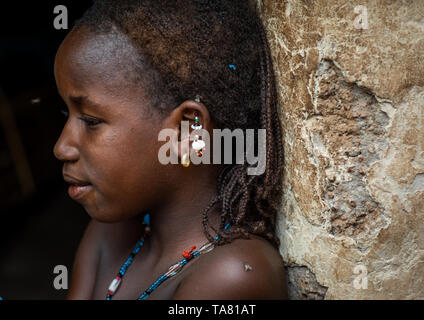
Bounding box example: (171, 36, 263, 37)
(53, 124, 80, 162)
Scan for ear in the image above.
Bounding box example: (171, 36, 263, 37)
(161, 98, 213, 162)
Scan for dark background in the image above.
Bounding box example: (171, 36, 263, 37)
(0, 2, 93, 299)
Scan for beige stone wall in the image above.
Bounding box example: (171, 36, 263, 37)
(257, 0, 424, 299)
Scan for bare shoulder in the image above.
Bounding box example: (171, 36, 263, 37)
(66, 219, 105, 299)
(173, 235, 288, 300)
(67, 217, 143, 299)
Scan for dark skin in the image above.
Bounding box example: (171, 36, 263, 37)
(54, 26, 288, 300)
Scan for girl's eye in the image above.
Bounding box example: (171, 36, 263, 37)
(59, 109, 102, 127)
(78, 116, 103, 127)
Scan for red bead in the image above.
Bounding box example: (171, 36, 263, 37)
(182, 246, 196, 259)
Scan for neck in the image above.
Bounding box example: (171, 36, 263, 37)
(143, 167, 222, 266)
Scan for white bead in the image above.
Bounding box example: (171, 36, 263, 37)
(199, 242, 215, 254)
(165, 263, 183, 277)
(191, 124, 202, 130)
(107, 276, 122, 295)
(192, 139, 205, 151)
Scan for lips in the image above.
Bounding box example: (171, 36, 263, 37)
(63, 173, 93, 200)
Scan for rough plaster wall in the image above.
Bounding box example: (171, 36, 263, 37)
(257, 0, 424, 299)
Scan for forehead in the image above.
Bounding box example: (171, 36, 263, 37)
(54, 26, 148, 105)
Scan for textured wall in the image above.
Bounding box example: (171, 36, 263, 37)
(257, 0, 424, 299)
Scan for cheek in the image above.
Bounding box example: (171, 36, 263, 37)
(84, 126, 162, 218)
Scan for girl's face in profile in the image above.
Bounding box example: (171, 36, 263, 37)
(53, 27, 166, 222)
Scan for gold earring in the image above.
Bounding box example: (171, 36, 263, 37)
(182, 153, 190, 167)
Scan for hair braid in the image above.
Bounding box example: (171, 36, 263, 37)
(76, 0, 284, 248)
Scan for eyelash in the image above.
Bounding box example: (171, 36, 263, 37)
(78, 116, 102, 127)
(60, 110, 102, 127)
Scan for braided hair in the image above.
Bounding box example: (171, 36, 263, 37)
(74, 0, 284, 248)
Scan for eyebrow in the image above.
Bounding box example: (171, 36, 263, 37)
(68, 95, 102, 109)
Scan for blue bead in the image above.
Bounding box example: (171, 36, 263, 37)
(143, 214, 150, 226)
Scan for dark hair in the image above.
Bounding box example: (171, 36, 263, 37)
(74, 0, 284, 247)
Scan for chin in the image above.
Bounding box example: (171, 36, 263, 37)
(82, 204, 114, 222)
(84, 204, 138, 223)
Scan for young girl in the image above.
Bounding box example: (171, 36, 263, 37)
(54, 0, 287, 300)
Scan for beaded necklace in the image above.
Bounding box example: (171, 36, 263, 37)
(106, 214, 230, 300)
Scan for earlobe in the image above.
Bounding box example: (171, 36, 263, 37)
(168, 126, 190, 166)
